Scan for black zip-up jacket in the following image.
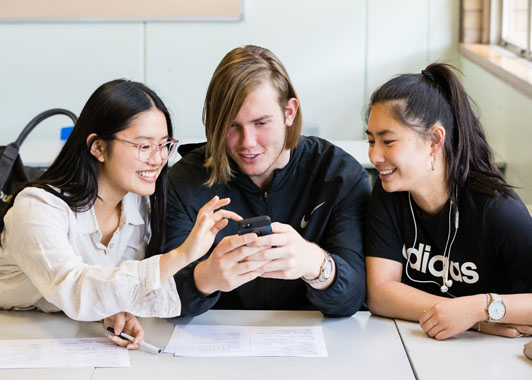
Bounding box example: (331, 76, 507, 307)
(165, 136, 371, 317)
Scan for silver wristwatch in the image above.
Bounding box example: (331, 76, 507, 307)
(486, 293, 506, 322)
(302, 253, 334, 285)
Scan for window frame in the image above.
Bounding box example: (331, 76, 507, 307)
(460, 0, 532, 100)
(499, 0, 532, 60)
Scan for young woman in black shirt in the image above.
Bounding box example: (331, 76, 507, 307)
(365, 63, 532, 340)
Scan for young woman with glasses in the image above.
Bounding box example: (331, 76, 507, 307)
(0, 79, 241, 349)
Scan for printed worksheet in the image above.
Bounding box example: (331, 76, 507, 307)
(164, 325, 327, 357)
(0, 337, 130, 368)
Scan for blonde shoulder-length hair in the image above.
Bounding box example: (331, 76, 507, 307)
(203, 45, 302, 186)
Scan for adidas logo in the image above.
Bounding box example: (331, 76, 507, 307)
(402, 243, 479, 284)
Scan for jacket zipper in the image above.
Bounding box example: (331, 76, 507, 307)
(264, 191, 271, 216)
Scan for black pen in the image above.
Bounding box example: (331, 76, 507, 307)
(106, 326, 161, 354)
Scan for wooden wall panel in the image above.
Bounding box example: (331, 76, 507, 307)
(0, 0, 241, 21)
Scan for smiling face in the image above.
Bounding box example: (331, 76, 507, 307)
(94, 108, 169, 202)
(225, 81, 298, 190)
(366, 102, 434, 194)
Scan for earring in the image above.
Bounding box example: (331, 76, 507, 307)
(431, 154, 435, 171)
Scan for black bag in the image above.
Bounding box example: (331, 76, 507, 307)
(0, 109, 78, 215)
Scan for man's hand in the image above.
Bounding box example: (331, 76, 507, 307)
(104, 312, 144, 349)
(193, 233, 269, 296)
(245, 222, 332, 287)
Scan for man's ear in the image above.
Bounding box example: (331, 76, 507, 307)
(87, 133, 106, 162)
(284, 97, 299, 127)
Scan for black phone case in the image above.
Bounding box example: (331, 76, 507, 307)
(237, 215, 272, 236)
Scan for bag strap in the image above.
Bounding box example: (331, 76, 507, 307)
(13, 108, 78, 148)
(0, 108, 78, 190)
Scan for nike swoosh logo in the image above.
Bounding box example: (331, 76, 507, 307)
(300, 201, 326, 229)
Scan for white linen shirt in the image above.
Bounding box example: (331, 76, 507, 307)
(0, 187, 181, 321)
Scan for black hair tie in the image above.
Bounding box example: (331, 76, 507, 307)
(421, 69, 436, 82)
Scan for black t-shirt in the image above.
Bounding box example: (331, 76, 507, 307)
(366, 179, 532, 297)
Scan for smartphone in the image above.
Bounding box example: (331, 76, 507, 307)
(237, 215, 272, 236)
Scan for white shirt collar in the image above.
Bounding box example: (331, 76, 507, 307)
(76, 192, 146, 235)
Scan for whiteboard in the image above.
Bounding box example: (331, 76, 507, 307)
(0, 0, 242, 21)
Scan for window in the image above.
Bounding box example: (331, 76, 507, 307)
(500, 0, 532, 58)
(460, 0, 532, 99)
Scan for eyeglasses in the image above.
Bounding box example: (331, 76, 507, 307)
(114, 137, 179, 163)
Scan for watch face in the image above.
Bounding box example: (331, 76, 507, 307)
(488, 301, 506, 320)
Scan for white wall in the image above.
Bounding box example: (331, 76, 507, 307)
(145, 0, 367, 141)
(0, 0, 459, 146)
(0, 23, 144, 143)
(366, 0, 459, 105)
(460, 56, 532, 203)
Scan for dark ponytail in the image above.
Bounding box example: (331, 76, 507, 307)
(367, 63, 513, 200)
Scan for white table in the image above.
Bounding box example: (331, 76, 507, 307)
(0, 310, 414, 380)
(19, 139, 374, 168)
(93, 310, 413, 380)
(19, 138, 378, 188)
(0, 310, 102, 380)
(395, 319, 532, 379)
(333, 139, 373, 168)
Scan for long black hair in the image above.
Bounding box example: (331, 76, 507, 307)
(366, 63, 513, 201)
(0, 79, 173, 256)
